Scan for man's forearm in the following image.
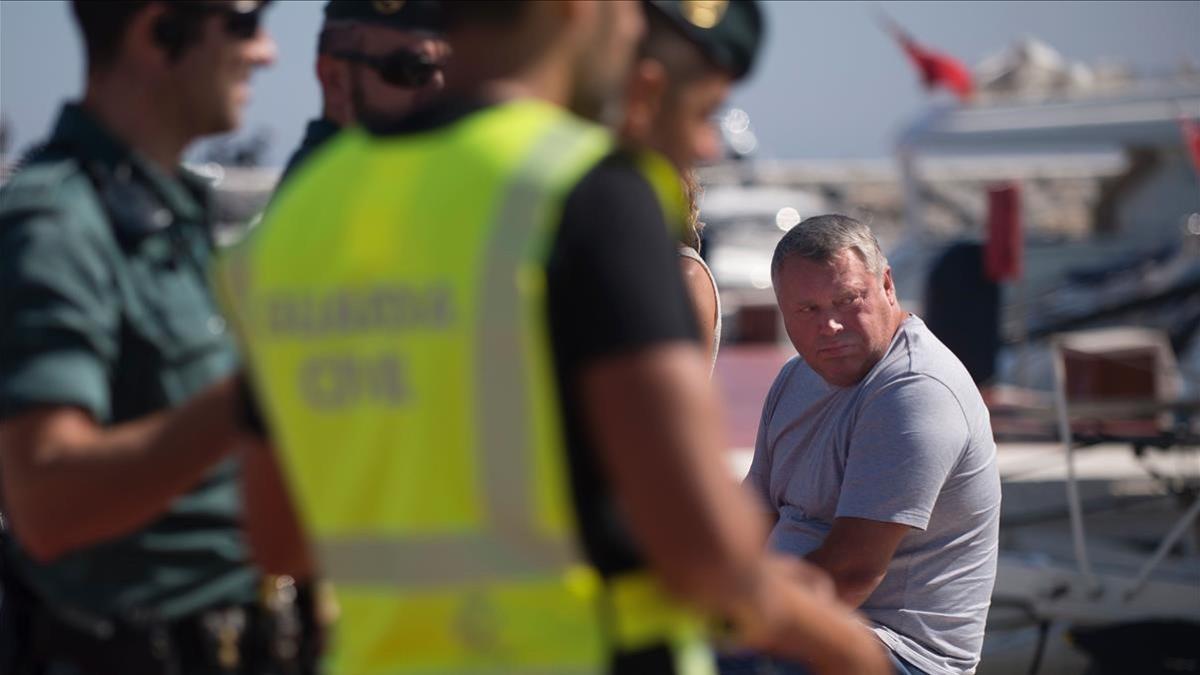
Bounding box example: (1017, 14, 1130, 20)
(804, 516, 911, 609)
(240, 439, 315, 579)
(0, 376, 247, 561)
(744, 570, 891, 675)
(806, 547, 886, 608)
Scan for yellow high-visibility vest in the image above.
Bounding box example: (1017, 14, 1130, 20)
(216, 99, 709, 675)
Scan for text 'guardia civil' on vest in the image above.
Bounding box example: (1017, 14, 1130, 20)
(263, 284, 455, 337)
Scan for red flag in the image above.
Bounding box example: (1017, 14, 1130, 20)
(880, 14, 974, 102)
(1180, 115, 1200, 179)
(984, 183, 1021, 282)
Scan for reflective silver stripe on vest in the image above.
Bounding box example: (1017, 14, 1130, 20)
(319, 533, 563, 588)
(316, 118, 601, 587)
(374, 662, 600, 667)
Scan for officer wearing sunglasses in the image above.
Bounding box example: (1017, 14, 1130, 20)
(278, 0, 447, 185)
(0, 2, 305, 673)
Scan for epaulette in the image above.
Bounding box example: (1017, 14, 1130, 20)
(5, 142, 46, 176)
(0, 158, 87, 220)
(6, 140, 71, 175)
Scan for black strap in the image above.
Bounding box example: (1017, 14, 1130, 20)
(0, 540, 45, 675)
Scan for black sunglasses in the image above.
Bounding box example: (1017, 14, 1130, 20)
(173, 1, 273, 40)
(330, 49, 443, 88)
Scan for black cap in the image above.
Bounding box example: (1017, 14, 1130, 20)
(645, 0, 764, 80)
(324, 0, 442, 33)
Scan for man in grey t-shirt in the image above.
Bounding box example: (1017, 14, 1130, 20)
(744, 215, 1001, 675)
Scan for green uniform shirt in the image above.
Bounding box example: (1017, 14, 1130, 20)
(278, 117, 341, 186)
(0, 103, 258, 621)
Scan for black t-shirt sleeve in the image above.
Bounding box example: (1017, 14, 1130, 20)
(546, 153, 700, 577)
(547, 154, 699, 371)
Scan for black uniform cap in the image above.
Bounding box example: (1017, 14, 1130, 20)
(324, 0, 443, 32)
(644, 0, 764, 80)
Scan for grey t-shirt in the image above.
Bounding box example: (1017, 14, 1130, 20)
(745, 315, 1000, 675)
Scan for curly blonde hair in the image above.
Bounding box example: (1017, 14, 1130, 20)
(681, 170, 705, 252)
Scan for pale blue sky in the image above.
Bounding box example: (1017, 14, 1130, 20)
(2, 0, 1199, 166)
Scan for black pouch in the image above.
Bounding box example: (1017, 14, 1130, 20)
(0, 542, 41, 675)
(28, 604, 180, 675)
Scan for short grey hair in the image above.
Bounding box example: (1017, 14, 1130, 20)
(771, 214, 887, 280)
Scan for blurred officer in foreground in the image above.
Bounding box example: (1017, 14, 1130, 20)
(270, 0, 448, 660)
(278, 0, 447, 183)
(217, 1, 890, 673)
(0, 2, 292, 673)
(619, 0, 765, 369)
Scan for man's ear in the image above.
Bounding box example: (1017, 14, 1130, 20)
(882, 266, 897, 305)
(317, 55, 353, 123)
(123, 3, 174, 71)
(621, 58, 667, 142)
